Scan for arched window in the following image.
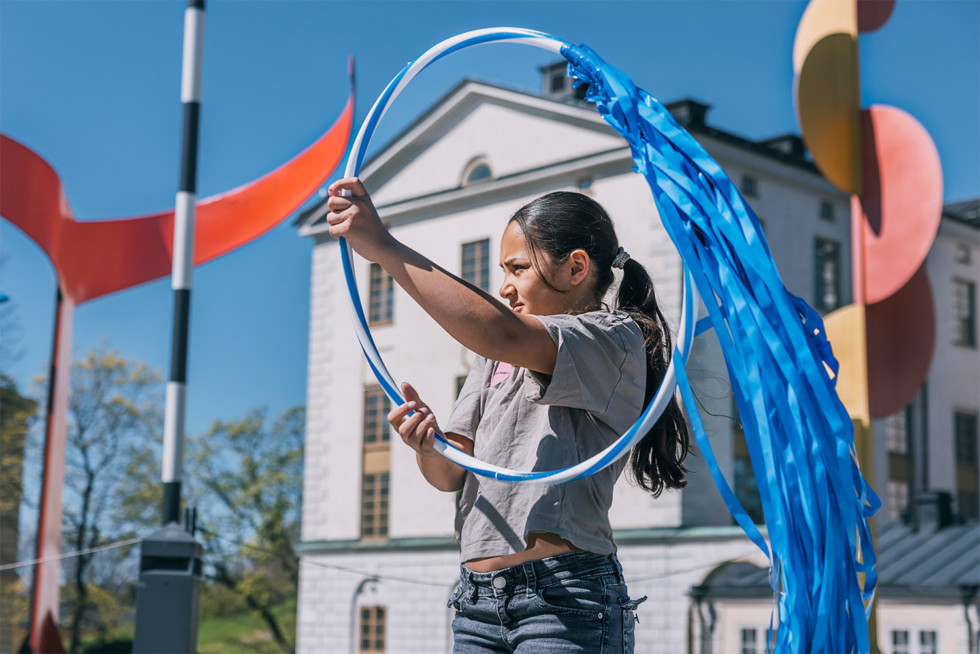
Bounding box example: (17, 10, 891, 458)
(461, 157, 493, 187)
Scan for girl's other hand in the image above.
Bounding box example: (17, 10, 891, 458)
(326, 177, 396, 262)
(387, 382, 441, 457)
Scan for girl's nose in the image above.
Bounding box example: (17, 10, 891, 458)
(499, 278, 515, 299)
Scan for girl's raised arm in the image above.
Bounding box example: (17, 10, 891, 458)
(326, 177, 558, 374)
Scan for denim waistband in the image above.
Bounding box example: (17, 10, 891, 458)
(458, 552, 624, 598)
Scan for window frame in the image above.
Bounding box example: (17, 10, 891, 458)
(461, 238, 491, 293)
(814, 237, 842, 312)
(360, 471, 390, 540)
(358, 605, 387, 654)
(954, 278, 977, 347)
(368, 263, 394, 326)
(461, 157, 494, 187)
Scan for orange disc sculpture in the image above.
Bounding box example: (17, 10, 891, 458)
(794, 0, 943, 647)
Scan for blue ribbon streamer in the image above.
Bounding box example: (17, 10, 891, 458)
(560, 43, 879, 652)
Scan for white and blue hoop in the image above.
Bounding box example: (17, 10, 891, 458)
(339, 28, 700, 484)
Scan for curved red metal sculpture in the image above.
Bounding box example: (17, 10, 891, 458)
(1, 91, 352, 652)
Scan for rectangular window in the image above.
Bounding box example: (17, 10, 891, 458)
(956, 411, 980, 465)
(819, 200, 835, 221)
(550, 72, 565, 93)
(741, 175, 758, 198)
(887, 480, 909, 522)
(369, 263, 394, 325)
(955, 242, 971, 264)
(740, 628, 757, 654)
(892, 630, 910, 654)
(359, 606, 386, 654)
(360, 472, 389, 539)
(462, 239, 491, 292)
(814, 238, 842, 312)
(884, 409, 909, 454)
(954, 279, 977, 347)
(363, 387, 391, 445)
(362, 387, 391, 540)
(917, 630, 937, 654)
(955, 410, 979, 521)
(733, 400, 765, 524)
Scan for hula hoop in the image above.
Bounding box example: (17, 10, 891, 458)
(339, 28, 700, 484)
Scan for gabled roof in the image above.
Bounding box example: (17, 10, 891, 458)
(943, 198, 980, 229)
(692, 520, 980, 600)
(295, 77, 825, 236)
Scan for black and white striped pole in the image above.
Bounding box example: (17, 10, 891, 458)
(162, 0, 204, 527)
(134, 1, 204, 651)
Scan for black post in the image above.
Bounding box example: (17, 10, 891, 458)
(134, 2, 205, 651)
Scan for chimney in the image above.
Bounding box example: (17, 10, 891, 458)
(540, 61, 589, 102)
(665, 99, 711, 131)
(760, 134, 809, 161)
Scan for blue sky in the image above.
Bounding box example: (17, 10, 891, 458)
(2, 0, 977, 443)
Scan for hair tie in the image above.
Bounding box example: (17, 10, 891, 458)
(612, 246, 631, 269)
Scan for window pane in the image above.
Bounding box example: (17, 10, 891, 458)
(884, 409, 909, 454)
(954, 279, 977, 346)
(918, 630, 937, 654)
(462, 239, 490, 292)
(892, 630, 910, 654)
(741, 628, 757, 654)
(820, 201, 835, 221)
(956, 411, 980, 465)
(359, 606, 387, 654)
(814, 238, 841, 311)
(363, 387, 391, 444)
(887, 480, 909, 522)
(369, 263, 394, 324)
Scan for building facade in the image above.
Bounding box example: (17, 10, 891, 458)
(295, 71, 979, 653)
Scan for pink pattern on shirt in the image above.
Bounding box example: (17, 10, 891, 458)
(491, 362, 513, 387)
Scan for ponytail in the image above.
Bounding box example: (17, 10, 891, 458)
(616, 258, 690, 496)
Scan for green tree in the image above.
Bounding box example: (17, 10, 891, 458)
(61, 348, 162, 653)
(190, 407, 304, 654)
(0, 373, 38, 654)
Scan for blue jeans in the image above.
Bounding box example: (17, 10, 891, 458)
(448, 552, 646, 653)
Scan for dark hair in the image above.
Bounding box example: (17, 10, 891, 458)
(510, 191, 690, 496)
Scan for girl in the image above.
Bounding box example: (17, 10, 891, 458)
(326, 178, 689, 653)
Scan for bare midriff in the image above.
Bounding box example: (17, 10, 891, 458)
(463, 532, 583, 573)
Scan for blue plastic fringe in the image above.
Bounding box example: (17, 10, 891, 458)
(561, 43, 879, 653)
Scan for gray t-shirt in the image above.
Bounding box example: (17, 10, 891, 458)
(443, 310, 647, 562)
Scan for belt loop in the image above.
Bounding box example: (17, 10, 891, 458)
(466, 571, 478, 603)
(610, 553, 625, 584)
(523, 560, 537, 596)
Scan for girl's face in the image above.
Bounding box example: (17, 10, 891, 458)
(498, 221, 593, 316)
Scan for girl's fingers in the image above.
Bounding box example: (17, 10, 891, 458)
(328, 177, 369, 197)
(401, 413, 437, 452)
(326, 195, 353, 214)
(387, 401, 417, 425)
(398, 410, 426, 438)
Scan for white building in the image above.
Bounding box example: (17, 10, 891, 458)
(295, 67, 979, 653)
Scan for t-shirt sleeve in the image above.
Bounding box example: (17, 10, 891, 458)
(524, 312, 646, 422)
(442, 356, 487, 442)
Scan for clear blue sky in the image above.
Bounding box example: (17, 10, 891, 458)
(2, 0, 977, 441)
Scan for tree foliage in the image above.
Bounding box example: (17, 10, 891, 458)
(190, 406, 304, 654)
(62, 347, 163, 653)
(0, 374, 38, 654)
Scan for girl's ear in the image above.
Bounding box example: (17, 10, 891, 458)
(567, 249, 592, 287)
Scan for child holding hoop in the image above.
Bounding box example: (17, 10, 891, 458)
(327, 178, 690, 653)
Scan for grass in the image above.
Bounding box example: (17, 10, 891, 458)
(196, 599, 297, 654)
